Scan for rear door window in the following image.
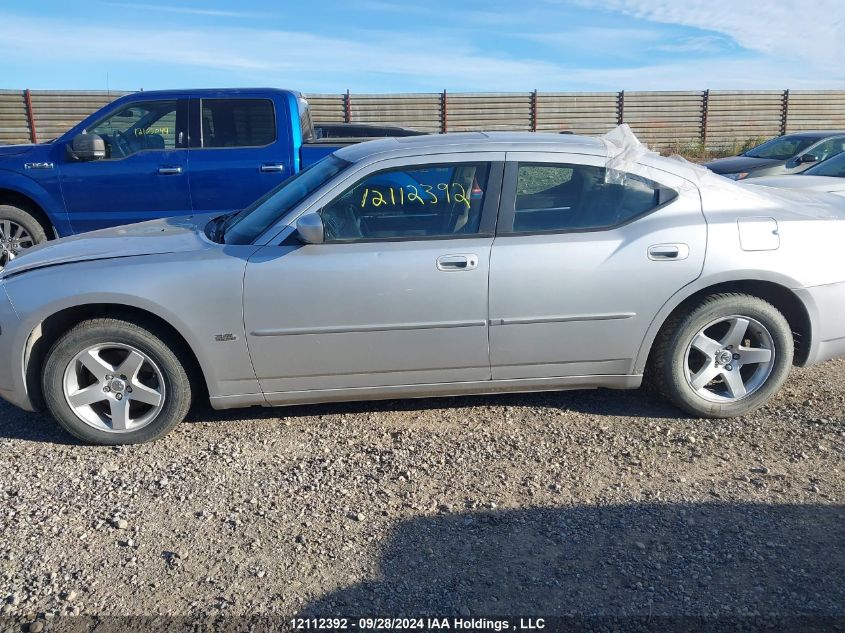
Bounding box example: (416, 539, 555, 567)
(200, 98, 276, 148)
(501, 163, 677, 233)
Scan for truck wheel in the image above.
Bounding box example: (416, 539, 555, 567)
(652, 293, 793, 418)
(0, 204, 47, 267)
(42, 318, 193, 445)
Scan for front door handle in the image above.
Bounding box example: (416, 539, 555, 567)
(157, 166, 183, 175)
(648, 243, 689, 261)
(259, 163, 285, 173)
(436, 254, 479, 271)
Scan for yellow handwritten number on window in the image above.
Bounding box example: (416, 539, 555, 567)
(360, 184, 471, 210)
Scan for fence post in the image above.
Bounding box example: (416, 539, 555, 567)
(781, 89, 790, 135)
(441, 90, 448, 134)
(617, 90, 624, 125)
(343, 89, 351, 124)
(24, 89, 37, 144)
(530, 89, 538, 132)
(701, 89, 710, 147)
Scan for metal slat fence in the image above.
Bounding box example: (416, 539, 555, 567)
(2, 88, 844, 150)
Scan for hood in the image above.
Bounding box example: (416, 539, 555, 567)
(0, 143, 38, 158)
(740, 174, 845, 194)
(702, 155, 781, 174)
(1, 214, 217, 277)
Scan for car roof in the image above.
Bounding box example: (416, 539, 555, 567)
(120, 88, 299, 98)
(335, 131, 608, 162)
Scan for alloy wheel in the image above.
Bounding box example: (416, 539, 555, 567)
(683, 315, 776, 403)
(0, 220, 35, 267)
(62, 343, 166, 433)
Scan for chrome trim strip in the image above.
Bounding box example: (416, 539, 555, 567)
(251, 320, 487, 337)
(490, 312, 636, 326)
(492, 357, 628, 368)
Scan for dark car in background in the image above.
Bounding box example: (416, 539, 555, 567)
(742, 149, 845, 195)
(703, 131, 845, 180)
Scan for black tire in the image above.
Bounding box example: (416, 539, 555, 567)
(651, 293, 793, 418)
(42, 318, 193, 445)
(0, 204, 48, 266)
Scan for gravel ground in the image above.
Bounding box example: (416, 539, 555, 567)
(1, 360, 844, 631)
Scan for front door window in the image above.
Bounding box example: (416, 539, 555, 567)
(87, 100, 179, 159)
(319, 163, 491, 241)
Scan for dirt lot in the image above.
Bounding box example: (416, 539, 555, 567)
(1, 360, 844, 630)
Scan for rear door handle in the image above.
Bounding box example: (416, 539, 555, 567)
(648, 243, 689, 261)
(259, 163, 285, 173)
(436, 254, 479, 271)
(157, 166, 182, 175)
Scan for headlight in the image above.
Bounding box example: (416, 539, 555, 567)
(723, 172, 750, 181)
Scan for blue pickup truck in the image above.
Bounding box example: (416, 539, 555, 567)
(0, 88, 419, 266)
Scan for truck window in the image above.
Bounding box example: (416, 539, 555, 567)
(200, 99, 276, 148)
(87, 100, 178, 159)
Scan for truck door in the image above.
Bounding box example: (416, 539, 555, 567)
(58, 98, 191, 234)
(187, 96, 292, 214)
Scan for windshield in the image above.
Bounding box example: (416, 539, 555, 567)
(805, 151, 845, 178)
(223, 155, 350, 244)
(743, 135, 817, 160)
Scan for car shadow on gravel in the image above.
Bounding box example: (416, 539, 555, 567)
(186, 385, 684, 426)
(298, 502, 845, 626)
(0, 387, 679, 444)
(0, 405, 82, 445)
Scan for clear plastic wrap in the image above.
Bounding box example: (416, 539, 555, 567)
(599, 124, 845, 219)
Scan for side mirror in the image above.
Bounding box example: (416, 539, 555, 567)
(798, 153, 819, 164)
(69, 134, 106, 161)
(295, 212, 324, 244)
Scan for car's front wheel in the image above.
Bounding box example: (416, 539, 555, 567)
(42, 318, 193, 444)
(0, 204, 47, 268)
(652, 293, 794, 418)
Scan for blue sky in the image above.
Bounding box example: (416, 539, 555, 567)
(1, 0, 842, 93)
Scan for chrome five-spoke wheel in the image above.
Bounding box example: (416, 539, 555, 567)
(62, 343, 166, 433)
(683, 315, 775, 403)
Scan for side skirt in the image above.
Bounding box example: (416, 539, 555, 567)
(208, 374, 643, 410)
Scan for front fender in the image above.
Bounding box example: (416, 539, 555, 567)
(0, 167, 71, 236)
(2, 251, 260, 408)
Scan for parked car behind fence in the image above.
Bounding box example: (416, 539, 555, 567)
(703, 131, 845, 180)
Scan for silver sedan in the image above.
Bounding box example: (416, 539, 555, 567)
(1, 131, 845, 444)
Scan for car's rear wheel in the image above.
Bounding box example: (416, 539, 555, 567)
(652, 293, 793, 418)
(42, 318, 193, 444)
(0, 204, 47, 268)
